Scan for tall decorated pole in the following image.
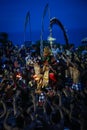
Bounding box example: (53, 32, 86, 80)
(24, 11, 31, 43)
(49, 17, 69, 48)
(40, 3, 50, 57)
(47, 19, 56, 52)
(48, 25, 53, 49)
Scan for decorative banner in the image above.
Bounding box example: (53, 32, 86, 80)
(40, 3, 50, 57)
(24, 11, 30, 31)
(24, 11, 31, 42)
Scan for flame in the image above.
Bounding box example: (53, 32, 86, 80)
(16, 74, 22, 78)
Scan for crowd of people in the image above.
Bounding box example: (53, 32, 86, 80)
(0, 41, 87, 130)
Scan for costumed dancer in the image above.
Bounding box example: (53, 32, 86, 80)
(42, 46, 58, 89)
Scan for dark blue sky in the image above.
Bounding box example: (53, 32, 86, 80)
(0, 0, 87, 46)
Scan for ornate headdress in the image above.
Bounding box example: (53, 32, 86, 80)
(43, 46, 51, 56)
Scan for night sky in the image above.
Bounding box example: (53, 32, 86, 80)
(0, 0, 87, 46)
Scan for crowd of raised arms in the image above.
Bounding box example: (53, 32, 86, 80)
(0, 41, 87, 130)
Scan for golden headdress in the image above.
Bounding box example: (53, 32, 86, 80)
(43, 46, 51, 56)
